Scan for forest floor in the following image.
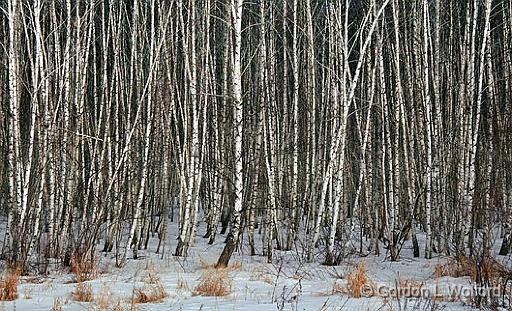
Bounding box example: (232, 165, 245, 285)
(1, 222, 509, 310)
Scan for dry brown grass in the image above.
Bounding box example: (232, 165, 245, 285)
(0, 268, 19, 301)
(439, 256, 476, 280)
(71, 252, 98, 283)
(439, 256, 506, 284)
(434, 262, 443, 279)
(346, 262, 373, 298)
(132, 271, 168, 304)
(132, 283, 168, 304)
(193, 268, 232, 297)
(480, 256, 506, 283)
(72, 282, 94, 302)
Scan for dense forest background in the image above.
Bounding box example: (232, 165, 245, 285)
(0, 0, 511, 271)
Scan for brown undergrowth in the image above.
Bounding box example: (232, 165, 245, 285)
(346, 262, 374, 298)
(71, 282, 94, 302)
(329, 262, 375, 298)
(193, 267, 232, 297)
(132, 271, 168, 304)
(438, 255, 507, 284)
(71, 252, 98, 283)
(0, 266, 20, 301)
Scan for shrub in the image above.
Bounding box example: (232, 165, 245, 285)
(193, 268, 231, 297)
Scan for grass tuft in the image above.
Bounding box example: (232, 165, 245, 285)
(0, 268, 19, 301)
(132, 272, 168, 304)
(440, 255, 506, 284)
(132, 283, 167, 304)
(71, 282, 94, 302)
(434, 262, 443, 279)
(193, 268, 232, 297)
(346, 262, 373, 298)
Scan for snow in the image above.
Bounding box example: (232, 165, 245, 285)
(0, 221, 506, 310)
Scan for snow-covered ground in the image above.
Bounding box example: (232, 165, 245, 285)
(1, 221, 508, 310)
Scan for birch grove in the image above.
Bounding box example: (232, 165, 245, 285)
(0, 0, 511, 271)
